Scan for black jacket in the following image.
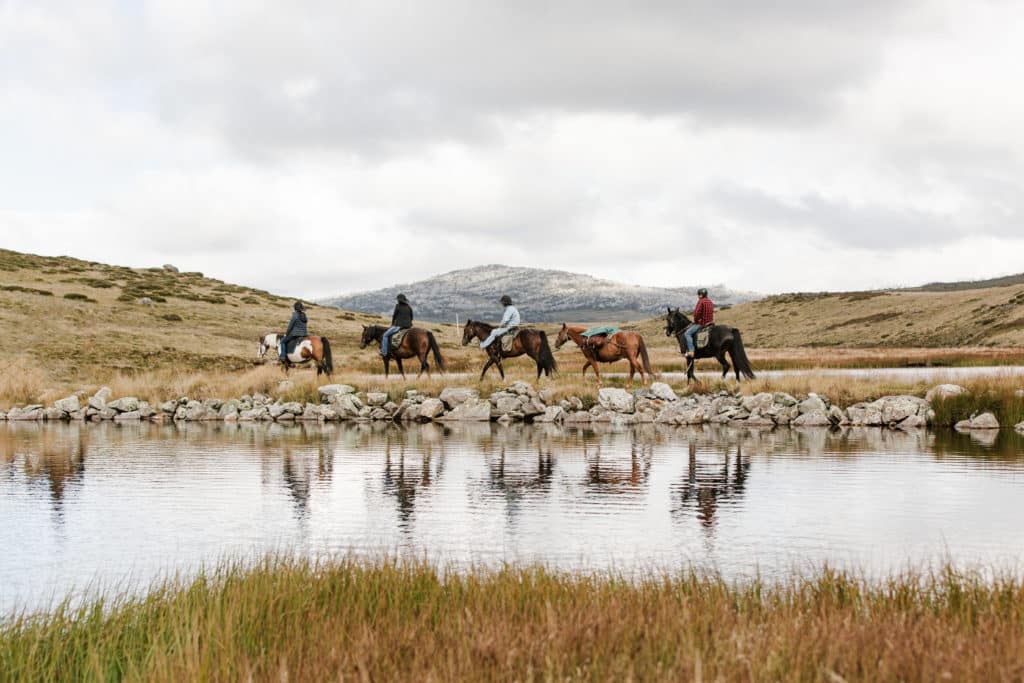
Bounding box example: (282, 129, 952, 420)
(391, 302, 413, 328)
(285, 311, 308, 338)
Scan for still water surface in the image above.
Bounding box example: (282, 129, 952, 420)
(2, 422, 1023, 611)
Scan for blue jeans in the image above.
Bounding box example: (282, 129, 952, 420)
(381, 326, 400, 356)
(280, 336, 299, 360)
(480, 327, 508, 349)
(683, 324, 703, 353)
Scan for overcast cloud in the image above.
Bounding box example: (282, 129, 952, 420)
(2, 0, 1023, 298)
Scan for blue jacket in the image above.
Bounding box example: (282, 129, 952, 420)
(285, 311, 308, 338)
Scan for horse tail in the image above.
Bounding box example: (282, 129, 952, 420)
(638, 336, 653, 376)
(427, 331, 446, 372)
(730, 329, 755, 380)
(537, 331, 558, 376)
(320, 337, 334, 375)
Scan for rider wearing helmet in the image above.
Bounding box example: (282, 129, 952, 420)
(480, 295, 521, 350)
(684, 288, 714, 360)
(280, 301, 308, 362)
(381, 293, 414, 357)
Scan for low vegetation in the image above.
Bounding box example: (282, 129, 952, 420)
(2, 557, 1022, 682)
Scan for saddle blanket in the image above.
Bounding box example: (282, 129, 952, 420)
(390, 328, 409, 348)
(582, 326, 619, 338)
(696, 326, 711, 350)
(284, 336, 305, 354)
(500, 329, 518, 353)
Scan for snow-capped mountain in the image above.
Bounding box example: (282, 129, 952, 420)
(320, 265, 761, 322)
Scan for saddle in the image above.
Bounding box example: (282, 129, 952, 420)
(500, 327, 519, 353)
(390, 328, 409, 348)
(696, 326, 712, 350)
(581, 326, 619, 351)
(284, 336, 305, 354)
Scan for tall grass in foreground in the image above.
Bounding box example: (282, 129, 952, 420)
(3, 558, 1024, 682)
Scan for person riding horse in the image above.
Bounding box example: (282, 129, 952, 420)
(480, 295, 520, 350)
(280, 301, 308, 362)
(684, 288, 714, 361)
(381, 293, 414, 357)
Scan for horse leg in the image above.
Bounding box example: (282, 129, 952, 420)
(626, 353, 636, 387)
(384, 357, 390, 378)
(417, 349, 429, 378)
(686, 356, 694, 384)
(395, 358, 407, 380)
(717, 348, 731, 379)
(479, 358, 494, 381)
(495, 355, 505, 380)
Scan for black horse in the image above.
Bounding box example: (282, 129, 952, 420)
(665, 307, 755, 383)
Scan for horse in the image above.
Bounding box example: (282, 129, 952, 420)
(461, 320, 557, 381)
(257, 333, 334, 377)
(360, 325, 446, 379)
(664, 307, 754, 383)
(554, 324, 653, 386)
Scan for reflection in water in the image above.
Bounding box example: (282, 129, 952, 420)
(2, 421, 1024, 612)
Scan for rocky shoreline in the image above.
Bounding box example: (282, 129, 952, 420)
(2, 381, 1023, 432)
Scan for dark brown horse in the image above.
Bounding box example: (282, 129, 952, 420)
(664, 308, 754, 383)
(360, 325, 446, 379)
(461, 320, 557, 380)
(554, 324, 653, 386)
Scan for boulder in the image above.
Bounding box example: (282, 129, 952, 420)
(53, 396, 80, 413)
(655, 404, 705, 425)
(828, 405, 845, 425)
(107, 397, 139, 413)
(44, 407, 66, 421)
(418, 398, 446, 420)
(93, 386, 113, 402)
(955, 412, 1000, 430)
(649, 382, 678, 402)
(113, 410, 142, 421)
(159, 400, 178, 414)
(439, 387, 479, 409)
(798, 395, 827, 415)
(97, 408, 117, 421)
(319, 384, 356, 400)
(897, 415, 927, 429)
(773, 392, 798, 407)
(281, 402, 304, 415)
(162, 264, 179, 272)
(331, 394, 363, 416)
(184, 402, 211, 421)
(520, 396, 547, 418)
(1015, 421, 1024, 433)
(87, 396, 107, 411)
(598, 388, 635, 414)
(925, 384, 966, 403)
(741, 392, 774, 413)
(438, 398, 492, 421)
(508, 381, 536, 397)
(564, 410, 592, 424)
(137, 401, 156, 418)
(492, 396, 522, 415)
(365, 392, 389, 407)
(793, 410, 831, 427)
(534, 406, 565, 423)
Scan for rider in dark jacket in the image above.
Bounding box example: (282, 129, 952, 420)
(382, 294, 413, 356)
(280, 301, 308, 361)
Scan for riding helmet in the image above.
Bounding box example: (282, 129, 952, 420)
(294, 301, 305, 311)
(396, 293, 409, 303)
(500, 295, 512, 306)
(697, 288, 708, 298)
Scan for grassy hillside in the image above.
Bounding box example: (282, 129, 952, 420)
(2, 248, 1023, 405)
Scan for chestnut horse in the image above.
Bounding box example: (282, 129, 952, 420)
(360, 325, 446, 379)
(461, 320, 558, 380)
(554, 324, 652, 386)
(257, 333, 334, 377)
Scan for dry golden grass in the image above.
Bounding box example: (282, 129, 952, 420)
(2, 557, 1024, 682)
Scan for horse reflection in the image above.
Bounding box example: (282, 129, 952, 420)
(280, 435, 335, 518)
(671, 442, 749, 532)
(583, 442, 653, 494)
(381, 439, 446, 528)
(483, 446, 555, 522)
(18, 428, 89, 521)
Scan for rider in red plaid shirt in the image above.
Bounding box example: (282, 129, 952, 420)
(684, 288, 714, 359)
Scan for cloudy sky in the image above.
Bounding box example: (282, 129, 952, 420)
(2, 0, 1023, 298)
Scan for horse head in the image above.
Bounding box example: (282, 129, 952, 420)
(359, 325, 374, 349)
(554, 323, 570, 350)
(257, 333, 276, 360)
(461, 319, 476, 346)
(665, 308, 688, 337)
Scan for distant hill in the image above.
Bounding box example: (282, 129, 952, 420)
(911, 272, 1024, 292)
(319, 265, 761, 322)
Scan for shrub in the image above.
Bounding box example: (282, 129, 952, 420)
(63, 293, 96, 303)
(163, 314, 183, 322)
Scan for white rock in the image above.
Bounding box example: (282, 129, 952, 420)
(793, 410, 831, 427)
(492, 396, 522, 414)
(508, 381, 536, 397)
(925, 384, 966, 403)
(798, 396, 827, 415)
(113, 410, 142, 421)
(649, 382, 678, 402)
(439, 387, 479, 408)
(655, 404, 705, 425)
(534, 405, 565, 423)
(93, 386, 113, 401)
(438, 398, 492, 421)
(598, 387, 635, 414)
(365, 392, 389, 407)
(418, 398, 446, 419)
(107, 397, 139, 413)
(53, 396, 80, 413)
(971, 412, 1000, 430)
(1015, 421, 1024, 433)
(318, 384, 356, 399)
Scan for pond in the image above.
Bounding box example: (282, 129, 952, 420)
(2, 422, 1023, 612)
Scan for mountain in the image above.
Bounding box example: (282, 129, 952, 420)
(319, 265, 762, 322)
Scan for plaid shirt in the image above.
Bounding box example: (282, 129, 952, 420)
(694, 297, 714, 326)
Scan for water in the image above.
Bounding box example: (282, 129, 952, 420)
(2, 421, 1023, 612)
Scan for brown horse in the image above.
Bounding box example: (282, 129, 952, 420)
(461, 320, 558, 380)
(554, 324, 653, 386)
(258, 333, 334, 376)
(360, 325, 446, 379)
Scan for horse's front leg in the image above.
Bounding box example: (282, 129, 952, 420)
(495, 355, 505, 380)
(479, 357, 494, 381)
(396, 358, 406, 380)
(383, 357, 390, 378)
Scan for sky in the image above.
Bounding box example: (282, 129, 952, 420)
(2, 0, 1023, 299)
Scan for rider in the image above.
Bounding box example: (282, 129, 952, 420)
(480, 295, 520, 350)
(381, 293, 414, 357)
(684, 288, 714, 361)
(280, 301, 308, 362)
